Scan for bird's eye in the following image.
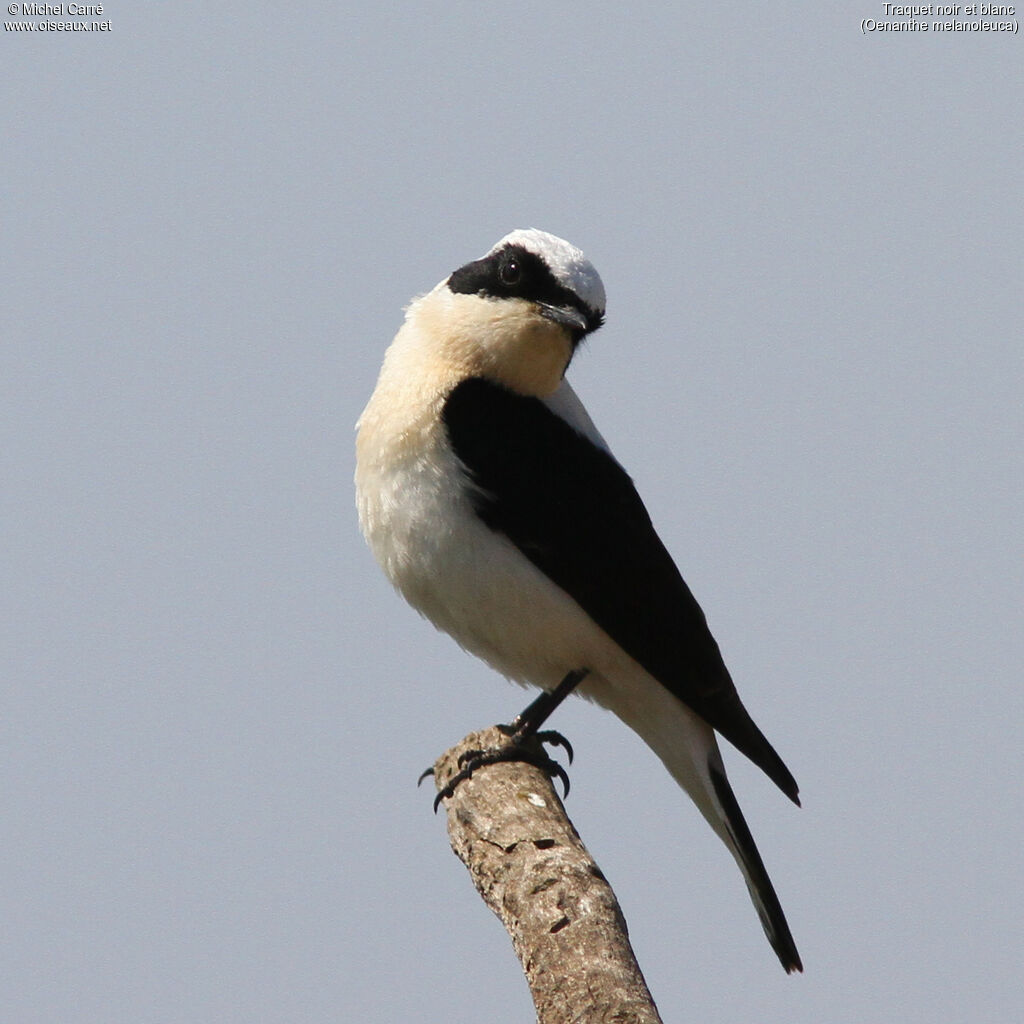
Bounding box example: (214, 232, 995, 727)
(499, 258, 521, 285)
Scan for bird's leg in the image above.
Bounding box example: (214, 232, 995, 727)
(509, 668, 588, 740)
(427, 669, 589, 812)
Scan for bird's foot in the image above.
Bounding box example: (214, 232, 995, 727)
(425, 727, 574, 813)
(530, 729, 574, 766)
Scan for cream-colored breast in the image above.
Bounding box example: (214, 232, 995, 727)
(355, 293, 603, 688)
(406, 284, 573, 398)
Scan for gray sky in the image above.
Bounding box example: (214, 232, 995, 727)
(4, 4, 1022, 1022)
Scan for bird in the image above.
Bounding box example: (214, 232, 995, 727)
(355, 228, 802, 973)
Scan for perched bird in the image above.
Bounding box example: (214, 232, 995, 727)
(355, 229, 802, 972)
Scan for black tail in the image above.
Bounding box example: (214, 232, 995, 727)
(708, 760, 803, 973)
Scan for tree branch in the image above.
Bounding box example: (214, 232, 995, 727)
(431, 727, 663, 1024)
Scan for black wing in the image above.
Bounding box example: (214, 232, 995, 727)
(442, 377, 798, 804)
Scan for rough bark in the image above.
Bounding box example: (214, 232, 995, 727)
(431, 727, 663, 1024)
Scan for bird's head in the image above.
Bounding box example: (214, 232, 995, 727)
(415, 229, 605, 398)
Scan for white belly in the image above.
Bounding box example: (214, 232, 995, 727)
(357, 427, 605, 690)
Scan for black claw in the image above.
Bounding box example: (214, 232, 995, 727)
(417, 766, 435, 788)
(429, 734, 573, 812)
(534, 729, 574, 765)
(548, 760, 571, 798)
(432, 751, 488, 812)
